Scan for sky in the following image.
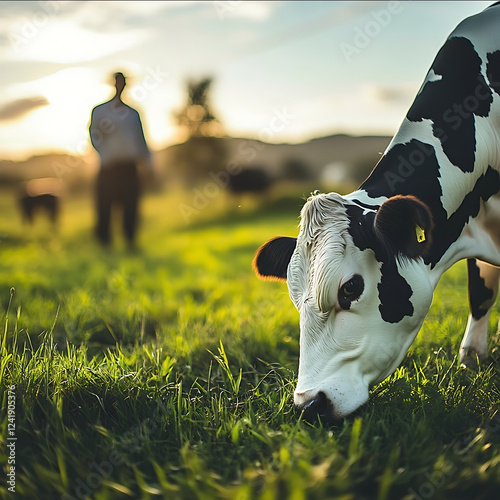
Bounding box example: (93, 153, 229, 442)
(0, 0, 494, 160)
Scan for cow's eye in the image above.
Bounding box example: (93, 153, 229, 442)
(338, 275, 364, 309)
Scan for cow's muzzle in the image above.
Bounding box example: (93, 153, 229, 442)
(296, 391, 334, 424)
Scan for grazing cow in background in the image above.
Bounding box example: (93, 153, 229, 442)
(18, 178, 64, 225)
(227, 167, 273, 196)
(253, 2, 500, 422)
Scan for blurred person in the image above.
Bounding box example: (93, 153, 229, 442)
(89, 72, 153, 247)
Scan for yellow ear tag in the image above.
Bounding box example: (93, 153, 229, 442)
(415, 225, 426, 243)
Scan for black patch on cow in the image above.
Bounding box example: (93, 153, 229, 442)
(377, 261, 414, 323)
(406, 37, 492, 172)
(361, 140, 447, 241)
(346, 204, 414, 323)
(346, 204, 378, 253)
(253, 236, 297, 281)
(467, 258, 495, 320)
(487, 50, 500, 96)
(361, 140, 444, 209)
(361, 140, 500, 268)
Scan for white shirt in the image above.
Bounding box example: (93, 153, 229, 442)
(89, 98, 152, 170)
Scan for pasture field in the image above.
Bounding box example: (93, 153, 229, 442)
(1, 186, 500, 500)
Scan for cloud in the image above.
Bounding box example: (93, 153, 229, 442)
(13, 20, 147, 64)
(0, 96, 49, 121)
(362, 82, 419, 106)
(69, 1, 197, 33)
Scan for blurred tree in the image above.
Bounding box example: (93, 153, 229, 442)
(172, 77, 227, 186)
(175, 77, 223, 138)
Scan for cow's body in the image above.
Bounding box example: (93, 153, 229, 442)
(227, 167, 272, 195)
(18, 178, 64, 225)
(254, 3, 500, 421)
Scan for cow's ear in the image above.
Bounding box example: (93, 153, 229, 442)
(253, 236, 297, 281)
(374, 195, 434, 258)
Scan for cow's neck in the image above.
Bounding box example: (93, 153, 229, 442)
(348, 118, 500, 288)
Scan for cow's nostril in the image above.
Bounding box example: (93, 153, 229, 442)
(297, 391, 332, 424)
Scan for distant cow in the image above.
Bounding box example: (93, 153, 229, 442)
(18, 178, 64, 225)
(228, 168, 272, 195)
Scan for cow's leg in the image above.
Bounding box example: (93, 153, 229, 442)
(460, 259, 500, 366)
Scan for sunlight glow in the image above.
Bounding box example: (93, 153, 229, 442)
(10, 68, 108, 155)
(0, 1, 493, 159)
(10, 20, 146, 64)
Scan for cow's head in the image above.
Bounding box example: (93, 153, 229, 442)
(253, 192, 435, 421)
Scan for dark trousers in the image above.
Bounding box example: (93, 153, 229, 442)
(96, 161, 140, 245)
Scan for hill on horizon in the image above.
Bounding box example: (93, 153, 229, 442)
(0, 133, 392, 190)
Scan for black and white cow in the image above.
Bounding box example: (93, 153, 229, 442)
(253, 2, 500, 422)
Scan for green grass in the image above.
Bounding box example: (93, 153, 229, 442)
(1, 187, 500, 500)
